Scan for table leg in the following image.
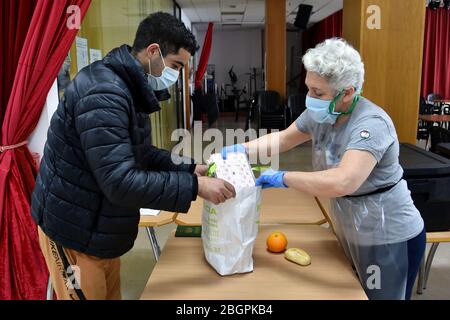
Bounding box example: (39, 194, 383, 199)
(416, 257, 425, 294)
(423, 243, 440, 290)
(146, 227, 161, 262)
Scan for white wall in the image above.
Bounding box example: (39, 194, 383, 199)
(196, 28, 264, 99)
(28, 80, 59, 162)
(191, 25, 200, 71)
(181, 9, 193, 128)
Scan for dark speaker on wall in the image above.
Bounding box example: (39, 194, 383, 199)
(294, 4, 313, 30)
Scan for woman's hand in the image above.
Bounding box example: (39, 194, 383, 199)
(255, 169, 288, 189)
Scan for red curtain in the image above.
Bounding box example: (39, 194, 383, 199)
(0, 0, 90, 300)
(299, 10, 343, 93)
(195, 22, 214, 90)
(303, 9, 343, 49)
(421, 7, 450, 100)
(0, 0, 36, 126)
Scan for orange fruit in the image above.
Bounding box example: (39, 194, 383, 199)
(266, 231, 288, 253)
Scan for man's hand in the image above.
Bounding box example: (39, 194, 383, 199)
(198, 177, 236, 205)
(194, 164, 208, 177)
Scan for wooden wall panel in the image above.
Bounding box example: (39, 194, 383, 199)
(342, 0, 363, 50)
(343, 0, 426, 143)
(265, 0, 286, 98)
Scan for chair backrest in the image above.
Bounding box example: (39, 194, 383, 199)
(258, 90, 282, 114)
(427, 93, 443, 103)
(443, 104, 450, 115)
(199, 93, 219, 127)
(288, 93, 306, 118)
(420, 96, 427, 105)
(419, 97, 435, 115)
(430, 126, 450, 153)
(419, 97, 427, 113)
(252, 90, 264, 106)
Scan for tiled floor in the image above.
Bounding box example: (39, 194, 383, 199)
(121, 116, 450, 300)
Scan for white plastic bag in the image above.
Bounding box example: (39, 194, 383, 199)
(202, 153, 262, 276)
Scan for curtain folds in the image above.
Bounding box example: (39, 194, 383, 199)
(195, 22, 214, 90)
(0, 0, 91, 300)
(421, 7, 450, 99)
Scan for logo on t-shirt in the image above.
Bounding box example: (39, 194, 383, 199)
(360, 130, 371, 139)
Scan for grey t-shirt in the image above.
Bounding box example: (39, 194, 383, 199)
(296, 97, 403, 194)
(295, 97, 424, 244)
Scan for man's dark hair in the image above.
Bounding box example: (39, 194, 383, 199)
(133, 12, 198, 56)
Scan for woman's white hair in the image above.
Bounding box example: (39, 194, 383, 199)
(302, 38, 365, 94)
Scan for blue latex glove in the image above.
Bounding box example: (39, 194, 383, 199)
(221, 144, 247, 159)
(255, 169, 288, 189)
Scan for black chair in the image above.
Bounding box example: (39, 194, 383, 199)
(234, 93, 250, 122)
(205, 93, 220, 128)
(430, 126, 450, 155)
(243, 91, 262, 131)
(427, 93, 443, 115)
(427, 93, 443, 104)
(443, 105, 450, 115)
(191, 88, 203, 122)
(417, 122, 430, 141)
(419, 97, 430, 114)
(443, 104, 450, 130)
(417, 97, 434, 142)
(191, 89, 219, 128)
(256, 90, 287, 133)
(287, 93, 306, 125)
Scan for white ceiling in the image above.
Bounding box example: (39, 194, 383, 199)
(178, 0, 343, 31)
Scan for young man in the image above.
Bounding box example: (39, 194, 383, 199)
(32, 12, 235, 300)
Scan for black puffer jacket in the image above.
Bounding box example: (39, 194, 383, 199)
(32, 45, 198, 258)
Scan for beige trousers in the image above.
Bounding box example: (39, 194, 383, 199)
(38, 227, 121, 300)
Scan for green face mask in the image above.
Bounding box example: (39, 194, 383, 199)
(328, 89, 360, 116)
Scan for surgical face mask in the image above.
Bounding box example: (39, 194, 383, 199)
(305, 91, 342, 125)
(306, 90, 359, 125)
(148, 48, 179, 90)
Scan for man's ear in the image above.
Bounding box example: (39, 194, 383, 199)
(145, 43, 160, 56)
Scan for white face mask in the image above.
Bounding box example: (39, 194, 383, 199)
(148, 47, 179, 90)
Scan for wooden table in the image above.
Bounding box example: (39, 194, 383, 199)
(140, 224, 366, 300)
(139, 211, 178, 261)
(175, 189, 326, 226)
(174, 198, 204, 226)
(419, 114, 450, 123)
(139, 212, 177, 227)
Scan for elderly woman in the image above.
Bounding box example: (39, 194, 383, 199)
(222, 38, 425, 300)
